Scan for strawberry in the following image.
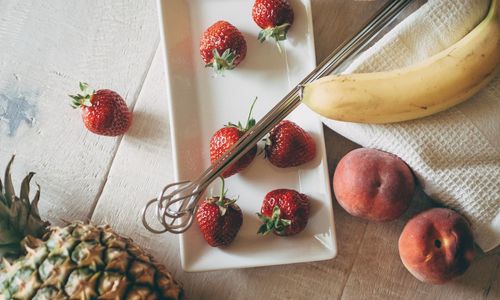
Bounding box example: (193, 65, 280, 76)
(264, 120, 316, 168)
(209, 98, 258, 178)
(200, 20, 247, 75)
(196, 178, 243, 247)
(252, 0, 294, 47)
(257, 189, 310, 236)
(70, 82, 132, 136)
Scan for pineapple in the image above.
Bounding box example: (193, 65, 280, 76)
(0, 156, 184, 300)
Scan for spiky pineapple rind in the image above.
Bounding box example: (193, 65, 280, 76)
(0, 223, 184, 299)
(0, 157, 183, 299)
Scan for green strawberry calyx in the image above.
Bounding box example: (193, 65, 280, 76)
(257, 206, 292, 235)
(207, 177, 238, 216)
(69, 82, 95, 109)
(258, 23, 291, 53)
(227, 97, 258, 132)
(206, 48, 237, 76)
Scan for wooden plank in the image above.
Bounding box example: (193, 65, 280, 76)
(339, 197, 500, 300)
(90, 0, 499, 299)
(90, 45, 186, 279)
(92, 42, 365, 300)
(0, 0, 159, 223)
(91, 1, 390, 299)
(311, 0, 390, 62)
(317, 1, 500, 299)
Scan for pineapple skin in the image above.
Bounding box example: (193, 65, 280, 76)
(0, 223, 184, 300)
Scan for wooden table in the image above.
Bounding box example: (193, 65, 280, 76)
(1, 0, 498, 299)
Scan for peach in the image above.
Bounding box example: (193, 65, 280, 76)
(398, 208, 475, 284)
(333, 148, 415, 222)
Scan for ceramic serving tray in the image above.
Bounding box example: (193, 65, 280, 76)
(156, 0, 337, 272)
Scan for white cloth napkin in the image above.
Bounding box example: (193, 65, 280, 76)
(322, 0, 500, 252)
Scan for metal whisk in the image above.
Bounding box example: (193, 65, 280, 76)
(142, 0, 413, 234)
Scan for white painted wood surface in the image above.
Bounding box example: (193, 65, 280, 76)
(0, 0, 159, 224)
(1, 0, 498, 299)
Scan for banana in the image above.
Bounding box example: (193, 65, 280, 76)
(302, 0, 500, 124)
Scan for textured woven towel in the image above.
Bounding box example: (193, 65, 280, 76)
(322, 0, 500, 251)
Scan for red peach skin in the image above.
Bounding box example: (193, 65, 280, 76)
(333, 148, 415, 222)
(399, 208, 475, 284)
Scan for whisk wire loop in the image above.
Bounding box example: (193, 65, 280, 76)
(142, 0, 414, 234)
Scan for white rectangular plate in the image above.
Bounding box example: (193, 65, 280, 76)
(157, 0, 337, 272)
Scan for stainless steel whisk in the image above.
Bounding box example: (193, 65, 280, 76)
(142, 0, 414, 234)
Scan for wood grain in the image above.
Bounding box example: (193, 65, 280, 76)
(316, 2, 499, 300)
(90, 46, 185, 278)
(0, 0, 159, 224)
(1, 0, 498, 299)
(91, 1, 499, 299)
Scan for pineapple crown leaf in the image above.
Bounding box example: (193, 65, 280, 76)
(20, 172, 35, 206)
(29, 184, 42, 220)
(0, 156, 50, 261)
(256, 206, 291, 235)
(69, 82, 94, 109)
(206, 48, 237, 76)
(2, 155, 16, 206)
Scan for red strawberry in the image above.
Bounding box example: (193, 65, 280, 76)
(209, 99, 258, 178)
(200, 20, 247, 75)
(264, 120, 316, 168)
(257, 189, 310, 236)
(196, 178, 243, 247)
(70, 82, 132, 136)
(252, 0, 294, 46)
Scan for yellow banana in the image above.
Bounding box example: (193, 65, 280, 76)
(302, 0, 500, 124)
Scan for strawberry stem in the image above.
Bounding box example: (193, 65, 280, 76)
(226, 97, 258, 132)
(258, 23, 291, 53)
(245, 97, 258, 131)
(213, 177, 237, 216)
(220, 177, 227, 200)
(276, 41, 283, 54)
